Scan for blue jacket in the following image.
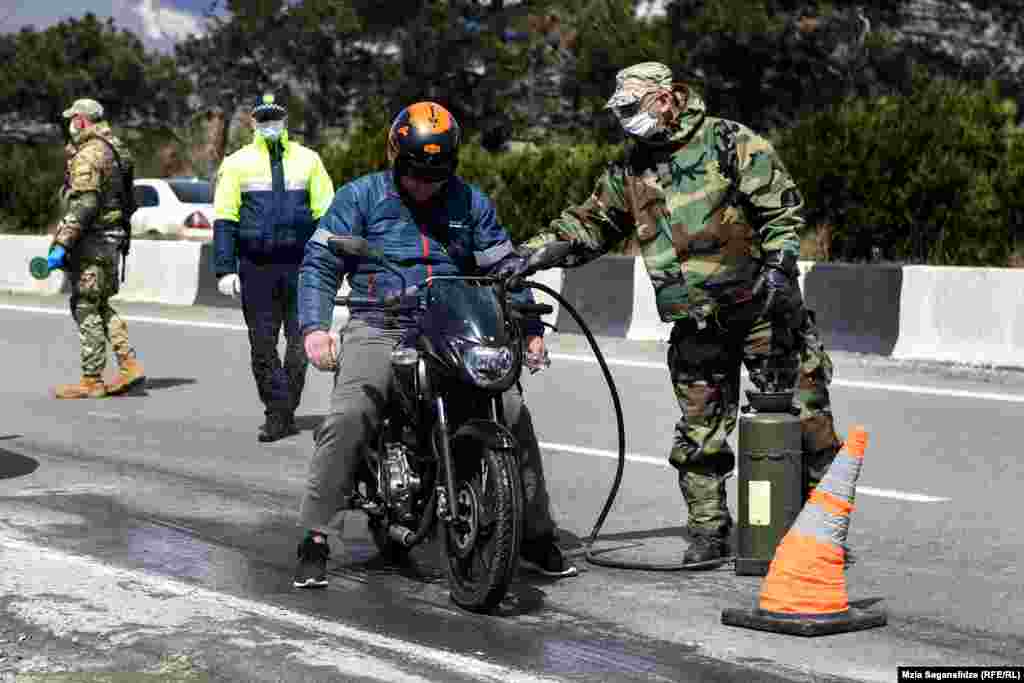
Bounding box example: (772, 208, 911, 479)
(298, 170, 543, 336)
(213, 131, 335, 276)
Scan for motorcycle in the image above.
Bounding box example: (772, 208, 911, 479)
(327, 235, 572, 611)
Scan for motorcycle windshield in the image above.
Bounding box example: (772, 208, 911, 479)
(423, 279, 507, 345)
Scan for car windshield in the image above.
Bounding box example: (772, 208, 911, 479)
(424, 278, 503, 343)
(167, 179, 213, 204)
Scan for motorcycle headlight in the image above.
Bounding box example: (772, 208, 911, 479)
(461, 344, 515, 388)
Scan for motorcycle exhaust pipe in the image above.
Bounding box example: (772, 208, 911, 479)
(388, 524, 415, 546)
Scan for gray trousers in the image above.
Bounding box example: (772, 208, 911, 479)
(299, 319, 557, 541)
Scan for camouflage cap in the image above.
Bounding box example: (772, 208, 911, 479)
(604, 62, 673, 109)
(62, 98, 105, 120)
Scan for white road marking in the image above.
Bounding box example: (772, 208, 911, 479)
(0, 532, 560, 683)
(5, 302, 1024, 404)
(0, 304, 249, 331)
(548, 352, 1024, 404)
(0, 302, 990, 502)
(548, 353, 665, 370)
(539, 441, 951, 503)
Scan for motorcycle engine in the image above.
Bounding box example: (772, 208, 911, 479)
(382, 442, 421, 522)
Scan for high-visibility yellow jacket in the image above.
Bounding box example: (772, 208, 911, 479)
(213, 130, 334, 276)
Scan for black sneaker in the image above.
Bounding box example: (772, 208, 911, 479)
(520, 536, 578, 578)
(293, 535, 330, 588)
(259, 413, 298, 443)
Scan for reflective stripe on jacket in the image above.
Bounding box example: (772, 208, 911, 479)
(213, 130, 334, 275)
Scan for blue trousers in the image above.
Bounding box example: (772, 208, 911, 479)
(238, 260, 308, 417)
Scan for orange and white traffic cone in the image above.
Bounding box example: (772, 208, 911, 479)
(722, 426, 886, 636)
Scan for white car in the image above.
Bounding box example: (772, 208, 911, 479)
(131, 177, 215, 241)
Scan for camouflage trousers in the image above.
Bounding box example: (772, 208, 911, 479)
(666, 303, 842, 536)
(69, 259, 135, 377)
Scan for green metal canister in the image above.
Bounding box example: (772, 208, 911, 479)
(735, 390, 804, 576)
(29, 257, 51, 280)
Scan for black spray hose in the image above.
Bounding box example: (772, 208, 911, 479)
(526, 280, 730, 571)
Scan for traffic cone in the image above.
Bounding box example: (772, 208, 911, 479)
(721, 426, 886, 636)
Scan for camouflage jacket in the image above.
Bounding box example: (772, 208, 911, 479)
(53, 122, 135, 265)
(525, 85, 804, 323)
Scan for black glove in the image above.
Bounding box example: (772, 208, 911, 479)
(493, 250, 533, 289)
(752, 251, 802, 325)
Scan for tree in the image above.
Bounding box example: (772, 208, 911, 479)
(273, 0, 371, 146)
(0, 13, 192, 137)
(174, 0, 280, 165)
(349, 0, 547, 146)
(176, 0, 375, 153)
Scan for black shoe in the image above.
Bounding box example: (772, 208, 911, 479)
(258, 413, 297, 443)
(682, 533, 730, 568)
(293, 535, 330, 588)
(520, 535, 578, 578)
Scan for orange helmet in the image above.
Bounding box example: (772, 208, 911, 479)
(387, 102, 461, 181)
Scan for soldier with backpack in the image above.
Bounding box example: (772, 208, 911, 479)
(45, 98, 145, 399)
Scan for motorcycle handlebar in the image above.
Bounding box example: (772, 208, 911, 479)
(334, 295, 421, 312)
(509, 301, 553, 316)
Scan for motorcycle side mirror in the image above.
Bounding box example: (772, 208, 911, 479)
(526, 240, 572, 270)
(328, 235, 371, 258)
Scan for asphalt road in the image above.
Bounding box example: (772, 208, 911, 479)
(1, 292, 1022, 682)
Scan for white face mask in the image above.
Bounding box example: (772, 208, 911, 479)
(257, 121, 285, 141)
(618, 109, 661, 139)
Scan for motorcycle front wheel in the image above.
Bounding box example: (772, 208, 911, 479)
(442, 445, 523, 611)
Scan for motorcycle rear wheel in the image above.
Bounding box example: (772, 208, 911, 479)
(443, 446, 523, 611)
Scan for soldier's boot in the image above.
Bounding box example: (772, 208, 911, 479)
(106, 357, 146, 396)
(55, 376, 107, 399)
(680, 470, 733, 567)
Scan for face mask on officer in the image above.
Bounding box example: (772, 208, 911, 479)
(257, 119, 286, 141)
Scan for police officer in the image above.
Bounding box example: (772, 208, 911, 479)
(213, 93, 335, 442)
(48, 98, 146, 399)
(510, 63, 844, 567)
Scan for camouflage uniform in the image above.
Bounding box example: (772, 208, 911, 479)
(526, 63, 842, 542)
(53, 101, 139, 391)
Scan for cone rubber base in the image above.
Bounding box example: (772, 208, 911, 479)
(721, 606, 886, 636)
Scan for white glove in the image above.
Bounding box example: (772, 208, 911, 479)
(217, 274, 241, 299)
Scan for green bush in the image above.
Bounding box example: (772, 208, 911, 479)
(0, 130, 195, 235)
(320, 118, 621, 245)
(0, 143, 65, 233)
(775, 72, 1021, 265)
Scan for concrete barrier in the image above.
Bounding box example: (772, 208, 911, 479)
(0, 235, 66, 296)
(525, 267, 564, 332)
(116, 240, 203, 306)
(10, 233, 1024, 369)
(193, 242, 238, 308)
(555, 256, 634, 337)
(802, 262, 903, 356)
(892, 266, 1024, 367)
(626, 256, 673, 342)
(625, 259, 820, 343)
